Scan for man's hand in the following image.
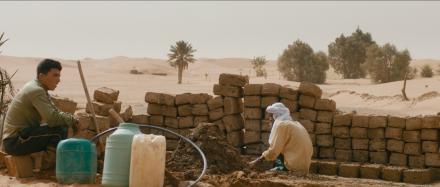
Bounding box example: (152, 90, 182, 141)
(249, 156, 264, 168)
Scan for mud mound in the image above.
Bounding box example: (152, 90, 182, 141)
(167, 123, 247, 176)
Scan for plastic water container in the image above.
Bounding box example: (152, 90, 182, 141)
(56, 138, 97, 184)
(102, 123, 141, 187)
(130, 134, 166, 187)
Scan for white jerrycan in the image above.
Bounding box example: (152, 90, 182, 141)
(129, 134, 166, 187)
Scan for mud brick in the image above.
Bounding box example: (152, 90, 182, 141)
(319, 147, 335, 159)
(352, 115, 369, 128)
(244, 131, 260, 144)
(385, 127, 403, 140)
(316, 111, 333, 123)
(352, 139, 369, 150)
(51, 96, 77, 114)
(191, 93, 212, 104)
(244, 107, 262, 120)
(338, 163, 360, 178)
(369, 115, 387, 128)
(369, 139, 386, 151)
(368, 128, 384, 139)
(166, 139, 179, 150)
(93, 87, 119, 104)
(219, 73, 249, 87)
(147, 103, 162, 115)
(160, 105, 177, 117)
(150, 128, 163, 136)
(160, 93, 175, 106)
(335, 149, 352, 162)
(224, 97, 242, 115)
(280, 98, 298, 112)
(370, 151, 388, 164)
(279, 87, 298, 100)
(298, 82, 322, 98)
(298, 95, 315, 108)
(350, 127, 367, 138)
(76, 112, 92, 131)
(335, 138, 351, 149)
(209, 108, 224, 121)
(309, 134, 316, 145)
(388, 116, 406, 128)
(291, 112, 300, 120)
(261, 132, 270, 145)
(421, 129, 438, 141)
(261, 96, 279, 108)
(312, 147, 318, 158)
(406, 117, 423, 130)
(261, 120, 272, 132)
(315, 123, 331, 134)
(207, 96, 224, 110)
(300, 108, 317, 121)
(389, 153, 408, 166)
(214, 84, 243, 97)
(191, 104, 209, 116)
(4, 155, 34, 178)
(387, 139, 404, 153)
(177, 105, 193, 117)
(403, 131, 421, 142)
(332, 127, 350, 138)
(130, 114, 149, 124)
(299, 120, 314, 134)
(318, 161, 338, 175)
(314, 99, 336, 111)
(425, 153, 440, 167)
(149, 115, 164, 126)
(422, 141, 438, 153)
(244, 84, 262, 96)
(244, 96, 261, 107)
(309, 160, 319, 174)
(263, 111, 272, 120)
(178, 116, 194, 128)
(164, 117, 178, 129)
(226, 130, 244, 147)
(175, 93, 192, 105)
(360, 164, 382, 179)
(404, 143, 421, 155)
(316, 135, 333, 147)
(261, 83, 281, 96)
(382, 166, 405, 182)
(86, 101, 121, 116)
(194, 116, 209, 126)
(422, 115, 440, 129)
(213, 120, 226, 135)
(353, 150, 369, 162)
(403, 169, 432, 184)
(223, 115, 244, 132)
(244, 120, 261, 132)
(333, 114, 352, 126)
(89, 115, 110, 131)
(145, 92, 162, 104)
(409, 155, 425, 168)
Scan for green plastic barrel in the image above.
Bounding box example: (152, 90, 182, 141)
(102, 123, 141, 187)
(56, 138, 97, 184)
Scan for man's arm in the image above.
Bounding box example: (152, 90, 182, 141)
(30, 89, 77, 127)
(262, 123, 289, 161)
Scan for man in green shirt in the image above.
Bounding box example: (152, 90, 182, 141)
(2, 59, 78, 156)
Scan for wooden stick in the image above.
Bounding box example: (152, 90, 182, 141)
(77, 61, 104, 148)
(109, 108, 124, 124)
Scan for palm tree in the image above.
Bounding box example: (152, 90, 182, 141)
(0, 32, 8, 54)
(167, 41, 196, 84)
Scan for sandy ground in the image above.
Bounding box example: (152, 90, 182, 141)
(2, 55, 440, 186)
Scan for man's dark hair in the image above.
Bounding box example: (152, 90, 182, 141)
(37, 59, 62, 77)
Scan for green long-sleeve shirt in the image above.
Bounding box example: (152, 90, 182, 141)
(2, 79, 76, 140)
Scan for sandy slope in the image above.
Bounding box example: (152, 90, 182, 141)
(1, 55, 440, 116)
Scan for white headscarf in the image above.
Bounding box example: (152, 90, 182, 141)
(266, 102, 292, 144)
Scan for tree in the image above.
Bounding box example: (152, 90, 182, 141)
(167, 41, 196, 84)
(278, 40, 329, 84)
(421, 64, 433, 78)
(0, 33, 8, 53)
(365, 43, 411, 83)
(328, 28, 375, 78)
(251, 56, 267, 77)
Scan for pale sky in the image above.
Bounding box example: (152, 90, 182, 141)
(0, 1, 439, 60)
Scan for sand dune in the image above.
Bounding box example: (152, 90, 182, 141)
(1, 55, 440, 116)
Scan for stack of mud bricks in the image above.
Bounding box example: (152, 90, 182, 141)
(242, 83, 300, 155)
(312, 113, 440, 184)
(212, 73, 248, 149)
(144, 92, 212, 151)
